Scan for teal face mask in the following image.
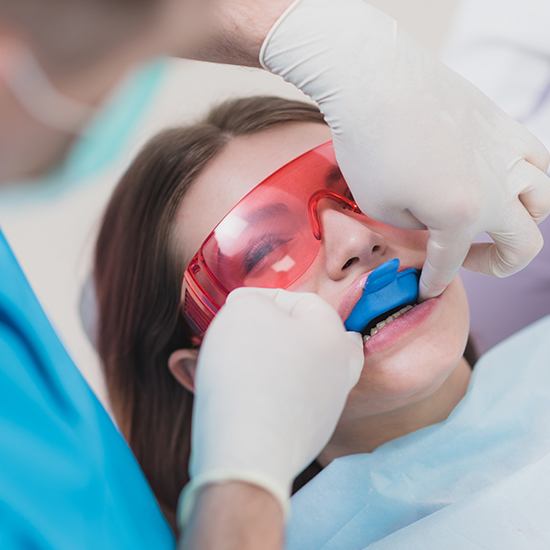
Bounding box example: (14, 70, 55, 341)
(0, 57, 167, 207)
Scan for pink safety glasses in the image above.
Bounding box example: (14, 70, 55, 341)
(182, 140, 361, 337)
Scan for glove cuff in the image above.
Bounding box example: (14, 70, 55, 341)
(260, 0, 398, 79)
(178, 470, 290, 529)
(259, 0, 302, 70)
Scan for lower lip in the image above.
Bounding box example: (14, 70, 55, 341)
(363, 295, 441, 355)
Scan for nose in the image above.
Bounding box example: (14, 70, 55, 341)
(319, 205, 388, 281)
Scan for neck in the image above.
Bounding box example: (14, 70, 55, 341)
(318, 358, 471, 465)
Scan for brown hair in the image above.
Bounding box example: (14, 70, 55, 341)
(94, 96, 325, 530)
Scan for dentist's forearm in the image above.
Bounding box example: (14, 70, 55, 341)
(172, 0, 294, 66)
(180, 482, 284, 550)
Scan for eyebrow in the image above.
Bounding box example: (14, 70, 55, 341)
(324, 165, 344, 189)
(241, 165, 343, 224)
(244, 202, 291, 223)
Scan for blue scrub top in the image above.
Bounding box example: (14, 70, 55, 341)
(0, 230, 174, 549)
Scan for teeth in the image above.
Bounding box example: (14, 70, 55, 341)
(362, 304, 415, 343)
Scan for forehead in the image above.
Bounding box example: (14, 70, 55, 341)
(173, 121, 331, 264)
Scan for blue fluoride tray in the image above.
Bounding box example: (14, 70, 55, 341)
(345, 258, 419, 333)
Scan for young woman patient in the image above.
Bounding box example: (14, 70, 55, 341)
(94, 96, 477, 531)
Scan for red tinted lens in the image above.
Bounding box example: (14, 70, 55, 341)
(202, 142, 342, 291)
(183, 141, 350, 334)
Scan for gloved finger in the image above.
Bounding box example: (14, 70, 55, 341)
(345, 331, 364, 388)
(228, 287, 341, 322)
(504, 114, 550, 172)
(509, 160, 550, 224)
(419, 229, 471, 301)
(463, 208, 544, 277)
(358, 201, 426, 231)
(277, 291, 342, 324)
(519, 126, 550, 172)
(245, 287, 325, 316)
(225, 286, 284, 306)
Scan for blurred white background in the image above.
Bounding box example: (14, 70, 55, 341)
(1, 0, 460, 406)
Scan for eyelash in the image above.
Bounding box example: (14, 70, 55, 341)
(244, 235, 292, 274)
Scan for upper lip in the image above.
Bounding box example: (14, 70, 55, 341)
(338, 272, 370, 322)
(337, 262, 420, 323)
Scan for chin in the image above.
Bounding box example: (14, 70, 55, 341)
(347, 278, 470, 417)
(353, 344, 465, 416)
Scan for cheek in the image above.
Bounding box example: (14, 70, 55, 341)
(345, 278, 470, 417)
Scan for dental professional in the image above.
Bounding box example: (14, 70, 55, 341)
(1, 1, 550, 549)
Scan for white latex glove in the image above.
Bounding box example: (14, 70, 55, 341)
(178, 287, 363, 525)
(260, 0, 550, 299)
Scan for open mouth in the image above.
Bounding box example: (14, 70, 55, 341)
(361, 302, 418, 341)
(344, 259, 421, 340)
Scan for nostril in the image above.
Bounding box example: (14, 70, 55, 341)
(342, 257, 359, 270)
(372, 245, 382, 254)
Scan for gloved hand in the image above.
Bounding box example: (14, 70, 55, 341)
(178, 288, 363, 525)
(261, 0, 550, 299)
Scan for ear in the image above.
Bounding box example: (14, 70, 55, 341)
(168, 349, 198, 393)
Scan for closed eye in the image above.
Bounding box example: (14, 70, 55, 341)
(244, 235, 293, 274)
